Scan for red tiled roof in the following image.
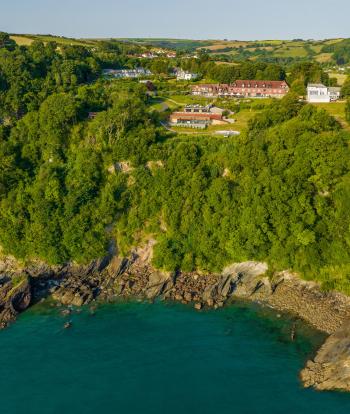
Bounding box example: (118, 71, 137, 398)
(232, 80, 288, 88)
(170, 112, 223, 121)
(192, 80, 289, 92)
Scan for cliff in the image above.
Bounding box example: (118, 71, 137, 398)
(1, 245, 350, 392)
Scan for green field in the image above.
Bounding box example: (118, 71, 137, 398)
(328, 72, 348, 86)
(10, 34, 97, 47)
(10, 34, 350, 64)
(116, 38, 213, 51)
(116, 37, 347, 64)
(312, 102, 349, 129)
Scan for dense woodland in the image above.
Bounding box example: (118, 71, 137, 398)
(1, 32, 350, 293)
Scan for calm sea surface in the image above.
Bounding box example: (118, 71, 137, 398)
(1, 300, 350, 414)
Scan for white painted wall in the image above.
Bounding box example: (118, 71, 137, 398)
(307, 85, 331, 103)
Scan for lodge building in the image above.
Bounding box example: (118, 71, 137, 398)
(192, 80, 289, 98)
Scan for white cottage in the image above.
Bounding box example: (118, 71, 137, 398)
(307, 84, 341, 103)
(176, 69, 198, 81)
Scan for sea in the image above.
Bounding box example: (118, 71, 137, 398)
(1, 300, 350, 414)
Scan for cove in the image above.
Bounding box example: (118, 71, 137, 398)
(1, 300, 350, 414)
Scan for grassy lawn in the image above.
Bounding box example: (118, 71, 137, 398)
(312, 102, 349, 130)
(328, 72, 347, 86)
(166, 94, 216, 105)
(148, 97, 180, 112)
(148, 93, 231, 112)
(230, 107, 260, 130)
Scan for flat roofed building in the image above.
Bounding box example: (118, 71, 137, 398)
(103, 68, 152, 79)
(307, 84, 341, 103)
(184, 104, 212, 113)
(169, 111, 224, 128)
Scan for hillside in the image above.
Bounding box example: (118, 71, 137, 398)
(117, 37, 350, 65)
(9, 34, 98, 47)
(9, 34, 350, 66)
(1, 30, 350, 294)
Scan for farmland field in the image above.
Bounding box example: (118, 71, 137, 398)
(10, 35, 34, 46)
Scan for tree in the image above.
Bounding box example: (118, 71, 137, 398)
(341, 77, 350, 98)
(346, 98, 350, 124)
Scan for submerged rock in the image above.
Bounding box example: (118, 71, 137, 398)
(64, 321, 72, 329)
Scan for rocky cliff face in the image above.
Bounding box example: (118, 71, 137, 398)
(0, 275, 31, 328)
(300, 322, 350, 391)
(1, 245, 350, 392)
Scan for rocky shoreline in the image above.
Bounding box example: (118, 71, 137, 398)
(1, 245, 350, 392)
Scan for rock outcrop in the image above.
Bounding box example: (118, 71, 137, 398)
(0, 274, 31, 328)
(300, 322, 350, 391)
(144, 271, 175, 299)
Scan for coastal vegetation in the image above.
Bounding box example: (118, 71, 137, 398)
(1, 32, 350, 293)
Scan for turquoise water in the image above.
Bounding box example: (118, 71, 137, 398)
(1, 301, 350, 414)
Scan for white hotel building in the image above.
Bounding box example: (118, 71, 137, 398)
(307, 83, 341, 103)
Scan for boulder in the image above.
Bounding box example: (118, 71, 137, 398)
(145, 271, 175, 299)
(52, 281, 94, 307)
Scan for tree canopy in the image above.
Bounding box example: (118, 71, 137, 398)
(1, 33, 350, 294)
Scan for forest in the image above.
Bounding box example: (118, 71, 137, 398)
(1, 32, 350, 293)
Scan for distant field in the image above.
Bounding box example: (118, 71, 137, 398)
(117, 38, 213, 51)
(215, 61, 240, 66)
(323, 38, 345, 45)
(315, 53, 333, 63)
(10, 34, 97, 47)
(199, 41, 249, 51)
(10, 35, 34, 46)
(328, 72, 347, 86)
(159, 37, 349, 64)
(273, 46, 309, 58)
(9, 35, 350, 65)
